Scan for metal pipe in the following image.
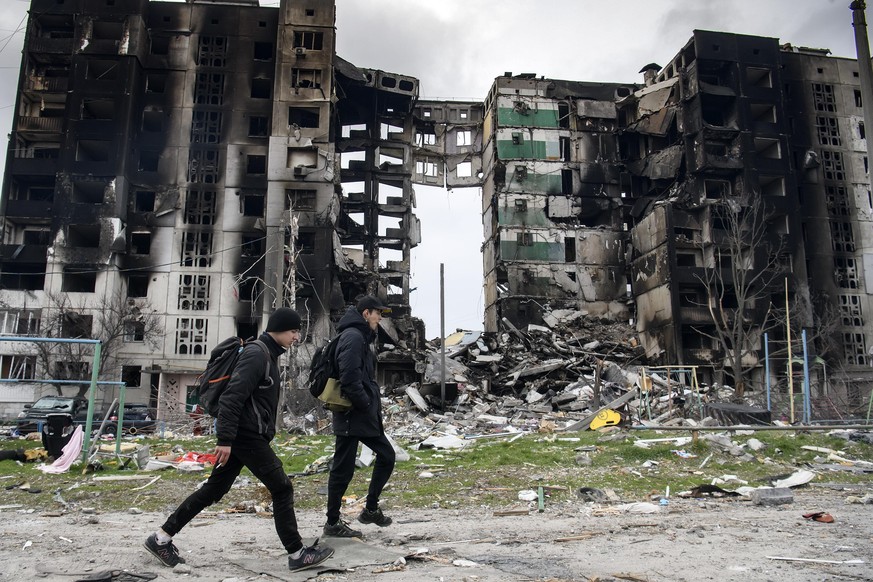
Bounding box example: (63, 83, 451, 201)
(785, 277, 794, 423)
(802, 329, 811, 424)
(440, 263, 446, 411)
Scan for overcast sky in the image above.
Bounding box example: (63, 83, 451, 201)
(0, 0, 867, 338)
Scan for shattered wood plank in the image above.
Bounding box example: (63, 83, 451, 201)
(561, 389, 637, 432)
(493, 509, 530, 516)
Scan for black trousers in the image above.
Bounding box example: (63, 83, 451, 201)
(326, 433, 396, 524)
(161, 437, 303, 553)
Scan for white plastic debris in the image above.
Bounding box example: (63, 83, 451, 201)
(773, 469, 815, 489)
(518, 489, 538, 502)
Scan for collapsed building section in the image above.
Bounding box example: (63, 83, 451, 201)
(480, 75, 638, 332)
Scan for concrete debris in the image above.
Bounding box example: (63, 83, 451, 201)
(749, 487, 794, 506)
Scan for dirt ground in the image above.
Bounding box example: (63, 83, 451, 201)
(1, 484, 871, 582)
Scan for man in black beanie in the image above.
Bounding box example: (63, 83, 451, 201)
(145, 307, 334, 572)
(322, 295, 396, 538)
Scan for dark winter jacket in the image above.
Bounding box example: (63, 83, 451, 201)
(332, 306, 383, 437)
(216, 332, 282, 445)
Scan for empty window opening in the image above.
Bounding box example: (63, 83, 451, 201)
(750, 103, 777, 123)
(249, 115, 268, 137)
(126, 274, 149, 297)
(139, 150, 159, 172)
(456, 161, 473, 177)
(124, 321, 145, 342)
(456, 130, 472, 147)
(561, 169, 573, 195)
(416, 160, 438, 177)
(76, 140, 111, 162)
(746, 66, 772, 88)
(81, 98, 115, 120)
(146, 73, 166, 93)
(289, 107, 319, 128)
(253, 41, 273, 61)
(22, 229, 51, 245)
(380, 122, 403, 140)
(175, 317, 208, 355)
(236, 277, 260, 302)
(251, 78, 271, 99)
(564, 237, 576, 262)
(416, 130, 436, 146)
(131, 232, 151, 254)
(855, 89, 863, 108)
(514, 199, 528, 212)
(560, 136, 572, 162)
(860, 122, 866, 140)
(180, 232, 213, 267)
(241, 234, 264, 258)
(676, 251, 698, 267)
(67, 224, 100, 247)
(760, 175, 785, 197)
(558, 103, 571, 128)
(286, 188, 317, 210)
(342, 123, 367, 138)
(293, 31, 323, 50)
(0, 263, 45, 291)
(142, 109, 164, 132)
(242, 191, 265, 216)
(62, 267, 96, 293)
(184, 188, 217, 225)
(305, 8, 315, 16)
(754, 137, 782, 159)
(511, 132, 523, 145)
(291, 68, 321, 89)
(296, 231, 316, 254)
(122, 365, 142, 387)
(179, 274, 211, 310)
(247, 154, 266, 175)
(150, 36, 169, 55)
(71, 180, 107, 204)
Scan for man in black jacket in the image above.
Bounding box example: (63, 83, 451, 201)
(144, 308, 333, 572)
(322, 296, 396, 538)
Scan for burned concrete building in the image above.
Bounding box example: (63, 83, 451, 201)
(479, 75, 638, 332)
(1, 0, 872, 418)
(620, 30, 873, 407)
(0, 0, 430, 416)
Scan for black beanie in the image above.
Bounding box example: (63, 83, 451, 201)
(265, 308, 302, 332)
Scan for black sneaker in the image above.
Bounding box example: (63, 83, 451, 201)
(358, 506, 392, 527)
(323, 519, 363, 538)
(288, 539, 334, 572)
(143, 533, 186, 567)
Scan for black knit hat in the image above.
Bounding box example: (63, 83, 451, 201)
(356, 295, 389, 313)
(265, 307, 302, 332)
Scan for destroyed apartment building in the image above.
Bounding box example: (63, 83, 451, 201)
(0, 0, 871, 420)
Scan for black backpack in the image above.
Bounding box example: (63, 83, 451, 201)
(308, 337, 339, 398)
(196, 337, 269, 416)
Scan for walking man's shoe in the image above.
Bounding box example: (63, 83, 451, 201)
(143, 533, 186, 567)
(358, 506, 392, 527)
(323, 519, 363, 538)
(288, 539, 335, 572)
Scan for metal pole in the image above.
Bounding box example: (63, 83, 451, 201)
(764, 332, 771, 411)
(785, 277, 794, 423)
(82, 341, 102, 464)
(802, 329, 811, 424)
(440, 263, 446, 410)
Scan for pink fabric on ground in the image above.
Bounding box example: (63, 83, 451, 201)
(37, 425, 84, 474)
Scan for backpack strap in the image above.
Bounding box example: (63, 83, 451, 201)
(250, 339, 273, 387)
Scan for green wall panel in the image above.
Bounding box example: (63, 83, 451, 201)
(499, 241, 563, 261)
(497, 107, 560, 128)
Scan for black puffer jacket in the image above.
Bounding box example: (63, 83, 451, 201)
(216, 332, 283, 445)
(332, 306, 383, 437)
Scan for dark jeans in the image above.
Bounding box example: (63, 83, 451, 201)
(326, 433, 396, 524)
(161, 437, 303, 553)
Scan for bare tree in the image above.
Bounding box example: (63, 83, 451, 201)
(35, 288, 163, 397)
(693, 194, 791, 398)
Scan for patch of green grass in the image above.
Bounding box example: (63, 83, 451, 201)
(1, 428, 871, 514)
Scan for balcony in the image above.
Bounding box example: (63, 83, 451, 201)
(24, 76, 69, 93)
(4, 199, 53, 219)
(0, 244, 49, 262)
(28, 37, 75, 55)
(17, 116, 63, 133)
